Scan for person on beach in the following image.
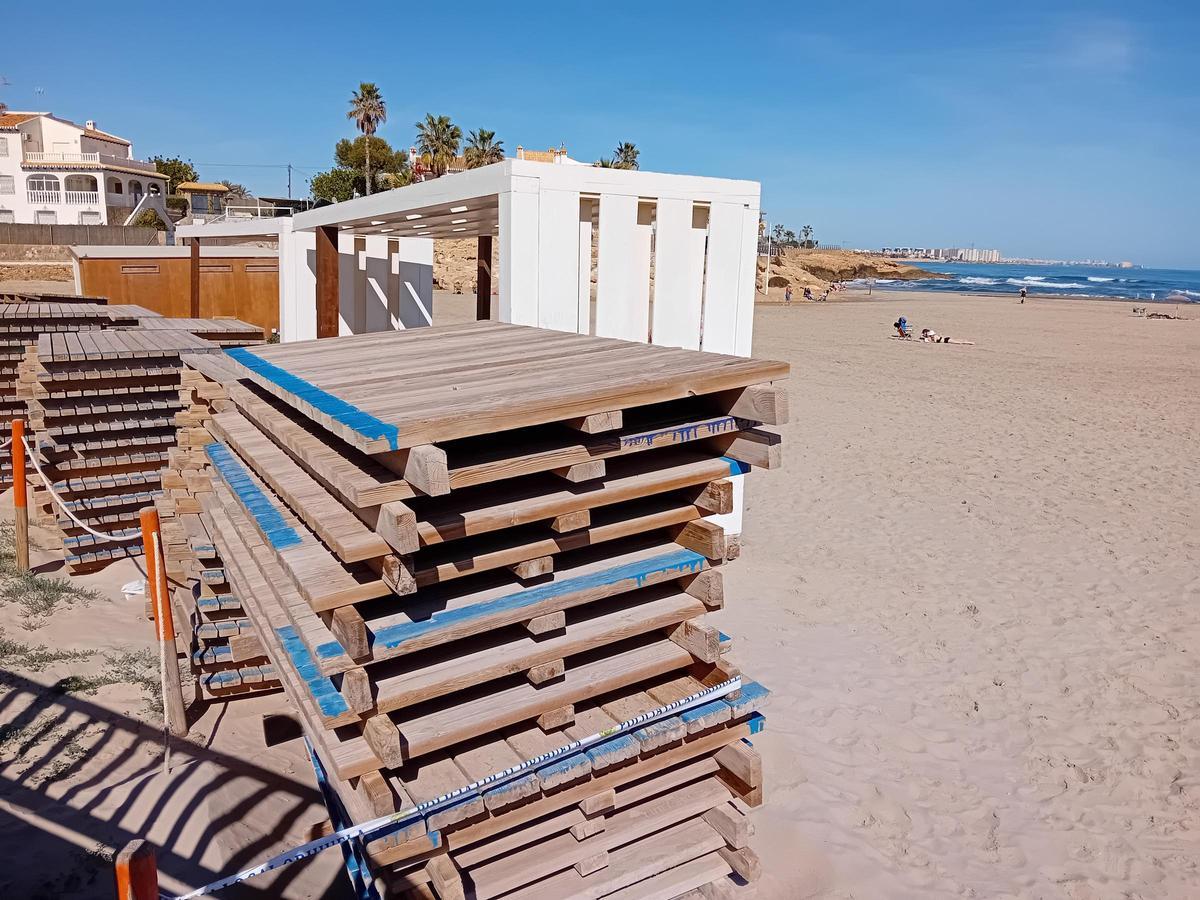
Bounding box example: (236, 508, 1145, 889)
(921, 328, 974, 345)
(785, 285, 793, 305)
(803, 287, 814, 302)
(1020, 287, 1027, 303)
(894, 317, 912, 338)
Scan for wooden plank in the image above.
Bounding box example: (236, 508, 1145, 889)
(208, 409, 390, 563)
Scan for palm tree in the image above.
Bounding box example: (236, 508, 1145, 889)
(464, 129, 504, 169)
(613, 142, 640, 170)
(771, 224, 785, 242)
(594, 157, 617, 168)
(783, 229, 796, 245)
(415, 114, 463, 177)
(348, 83, 387, 195)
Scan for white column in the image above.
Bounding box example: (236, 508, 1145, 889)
(699, 202, 744, 353)
(650, 198, 703, 349)
(498, 176, 540, 325)
(536, 187, 582, 332)
(595, 193, 651, 342)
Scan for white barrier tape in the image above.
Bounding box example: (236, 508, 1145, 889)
(164, 676, 743, 899)
(20, 435, 138, 545)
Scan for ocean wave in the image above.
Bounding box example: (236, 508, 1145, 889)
(874, 279, 897, 284)
(960, 277, 1001, 285)
(1087, 276, 1115, 282)
(1005, 278, 1088, 289)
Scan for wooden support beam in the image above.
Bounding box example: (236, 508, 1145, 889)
(523, 610, 565, 635)
(330, 606, 370, 660)
(574, 850, 609, 876)
(565, 410, 622, 434)
(510, 556, 554, 582)
(579, 789, 616, 817)
(570, 818, 606, 841)
(714, 741, 762, 808)
(527, 659, 564, 685)
(362, 715, 405, 768)
(549, 509, 591, 533)
(707, 427, 782, 469)
(692, 479, 734, 515)
(538, 704, 574, 731)
(718, 382, 788, 425)
(476, 235, 492, 321)
(315, 225, 340, 339)
(552, 460, 605, 483)
(427, 854, 466, 900)
(189, 237, 201, 318)
(717, 845, 762, 882)
(381, 554, 417, 595)
(356, 770, 395, 817)
(671, 519, 727, 560)
(681, 569, 724, 609)
(340, 668, 374, 714)
(376, 500, 419, 554)
(667, 619, 721, 664)
(703, 804, 754, 850)
(397, 444, 450, 496)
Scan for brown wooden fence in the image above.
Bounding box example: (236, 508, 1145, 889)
(0, 224, 161, 246)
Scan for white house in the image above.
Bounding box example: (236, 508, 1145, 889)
(0, 111, 167, 226)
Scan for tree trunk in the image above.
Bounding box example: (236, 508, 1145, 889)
(365, 137, 372, 196)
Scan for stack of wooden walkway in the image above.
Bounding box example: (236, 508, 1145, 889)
(15, 327, 266, 571)
(123, 315, 268, 348)
(0, 302, 147, 488)
(162, 322, 788, 898)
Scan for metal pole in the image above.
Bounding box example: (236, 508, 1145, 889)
(140, 507, 188, 740)
(287, 163, 292, 200)
(12, 419, 28, 574)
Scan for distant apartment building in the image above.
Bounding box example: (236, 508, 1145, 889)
(0, 111, 167, 225)
(882, 246, 1001, 263)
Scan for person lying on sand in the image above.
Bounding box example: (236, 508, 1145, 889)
(920, 328, 975, 345)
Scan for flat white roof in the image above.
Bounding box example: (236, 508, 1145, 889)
(289, 159, 758, 239)
(70, 245, 277, 260)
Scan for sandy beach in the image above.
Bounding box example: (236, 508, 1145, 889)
(0, 288, 1196, 898)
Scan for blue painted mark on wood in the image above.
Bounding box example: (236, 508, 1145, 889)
(680, 699, 731, 731)
(747, 712, 767, 735)
(205, 441, 302, 550)
(276, 624, 350, 719)
(619, 416, 745, 450)
(484, 772, 539, 809)
(536, 752, 591, 787)
(724, 680, 770, 718)
(634, 717, 683, 745)
(721, 456, 751, 476)
(328, 548, 707, 659)
(583, 733, 639, 768)
(226, 347, 401, 450)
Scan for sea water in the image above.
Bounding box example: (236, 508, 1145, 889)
(864, 262, 1200, 302)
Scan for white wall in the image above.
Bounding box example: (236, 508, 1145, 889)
(494, 168, 762, 534)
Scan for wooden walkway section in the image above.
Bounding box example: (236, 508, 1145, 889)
(155, 322, 787, 897)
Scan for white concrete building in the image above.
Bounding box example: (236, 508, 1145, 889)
(0, 111, 167, 226)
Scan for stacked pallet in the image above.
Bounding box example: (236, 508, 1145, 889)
(0, 301, 148, 487)
(16, 329, 243, 571)
(167, 322, 787, 898)
(121, 315, 269, 347)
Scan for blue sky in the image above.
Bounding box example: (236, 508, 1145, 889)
(5, 1, 1198, 267)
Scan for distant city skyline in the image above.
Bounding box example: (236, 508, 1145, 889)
(4, 2, 1196, 269)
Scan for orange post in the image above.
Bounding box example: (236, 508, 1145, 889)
(114, 839, 159, 900)
(12, 419, 28, 574)
(140, 507, 188, 737)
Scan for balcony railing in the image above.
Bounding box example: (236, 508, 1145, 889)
(24, 151, 100, 164)
(65, 190, 100, 205)
(22, 150, 158, 175)
(27, 190, 62, 204)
